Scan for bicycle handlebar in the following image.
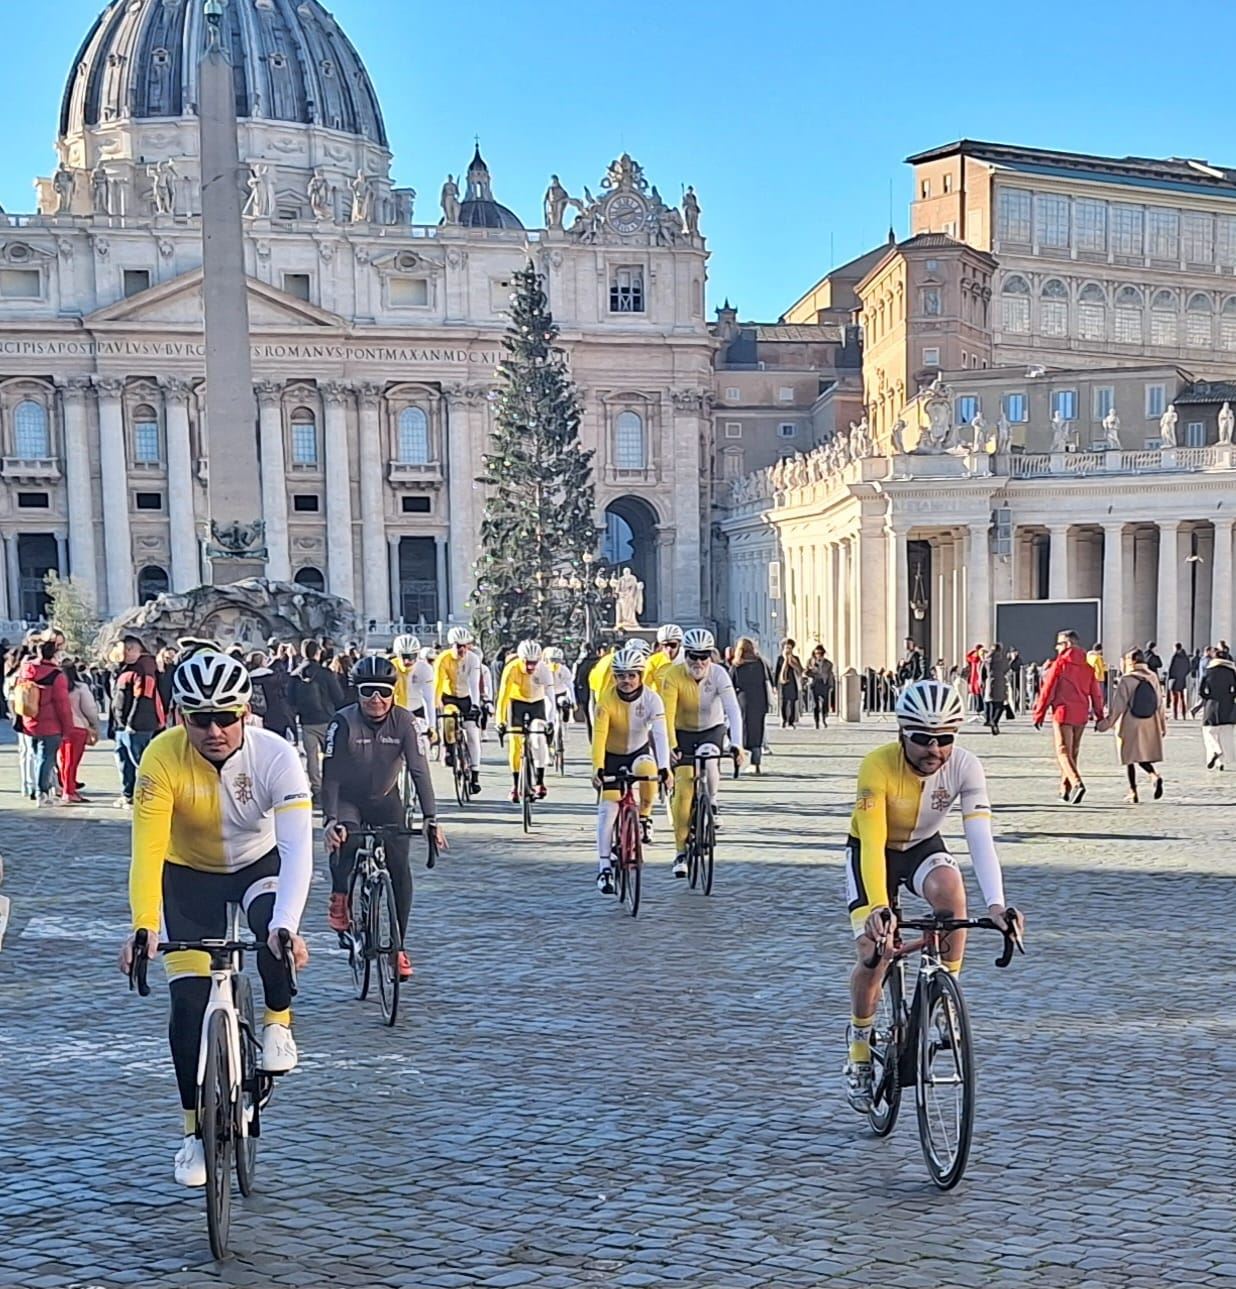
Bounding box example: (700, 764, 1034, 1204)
(861, 907, 1024, 970)
(127, 926, 300, 998)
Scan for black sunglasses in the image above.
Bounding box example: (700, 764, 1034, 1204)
(685, 651, 712, 662)
(186, 710, 244, 730)
(906, 731, 955, 748)
(358, 683, 395, 699)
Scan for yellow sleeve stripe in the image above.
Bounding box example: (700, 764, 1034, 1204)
(274, 799, 312, 814)
(962, 810, 992, 821)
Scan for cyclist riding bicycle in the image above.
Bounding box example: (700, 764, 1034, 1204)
(391, 635, 435, 721)
(496, 639, 555, 803)
(659, 628, 744, 878)
(843, 678, 1023, 1113)
(117, 649, 313, 1187)
(591, 644, 671, 894)
(323, 656, 445, 981)
(433, 626, 482, 796)
(544, 646, 575, 723)
(645, 623, 684, 695)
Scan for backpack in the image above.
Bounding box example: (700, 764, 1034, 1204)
(12, 677, 41, 722)
(1129, 678, 1158, 719)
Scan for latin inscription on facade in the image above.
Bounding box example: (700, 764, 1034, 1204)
(0, 337, 501, 366)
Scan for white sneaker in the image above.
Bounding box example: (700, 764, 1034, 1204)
(672, 854, 689, 878)
(173, 1135, 206, 1187)
(113, 795, 132, 809)
(261, 1022, 298, 1073)
(36, 793, 57, 809)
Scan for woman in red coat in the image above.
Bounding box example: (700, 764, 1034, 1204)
(18, 639, 73, 804)
(966, 645, 984, 713)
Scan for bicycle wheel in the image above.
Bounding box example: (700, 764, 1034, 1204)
(618, 805, 642, 918)
(699, 799, 716, 896)
(348, 870, 371, 1001)
(915, 967, 975, 1189)
(554, 726, 566, 776)
(234, 975, 259, 1195)
(373, 869, 401, 1027)
(453, 750, 467, 807)
(201, 1009, 233, 1260)
(867, 965, 904, 1138)
(520, 752, 533, 834)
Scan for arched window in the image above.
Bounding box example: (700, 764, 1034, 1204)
(1151, 289, 1178, 346)
(137, 565, 168, 603)
(294, 566, 325, 591)
(397, 407, 430, 464)
(1077, 282, 1106, 341)
(1000, 275, 1030, 333)
(1187, 293, 1214, 348)
(1038, 278, 1068, 337)
(290, 406, 318, 466)
(614, 410, 646, 470)
(1221, 298, 1236, 351)
(132, 404, 161, 464)
(13, 400, 49, 458)
(1114, 285, 1143, 345)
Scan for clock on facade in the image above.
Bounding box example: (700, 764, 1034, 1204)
(606, 193, 648, 235)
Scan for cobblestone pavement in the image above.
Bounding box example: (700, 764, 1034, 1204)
(1, 713, 1234, 1288)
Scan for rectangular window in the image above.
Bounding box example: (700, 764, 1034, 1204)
(1000, 296, 1030, 333)
(16, 492, 49, 509)
(609, 266, 645, 313)
(1111, 204, 1144, 257)
(1051, 390, 1078, 421)
(722, 449, 744, 479)
(922, 288, 941, 316)
(402, 495, 432, 514)
(724, 422, 742, 439)
(1003, 392, 1028, 423)
(777, 422, 797, 439)
(1182, 212, 1214, 265)
(955, 395, 979, 424)
(0, 269, 41, 299)
(1114, 308, 1142, 345)
(1093, 387, 1115, 419)
(1074, 199, 1107, 252)
(1186, 421, 1206, 448)
(996, 188, 1032, 242)
(1145, 384, 1166, 418)
(724, 387, 740, 401)
(281, 272, 311, 301)
(134, 491, 163, 511)
(291, 423, 318, 466)
(123, 269, 151, 297)
(133, 422, 161, 464)
(1076, 302, 1103, 341)
(1150, 310, 1178, 347)
(778, 387, 794, 402)
(1042, 299, 1070, 338)
(920, 180, 931, 199)
(1222, 313, 1236, 351)
(1146, 208, 1180, 260)
(1218, 217, 1236, 268)
(292, 493, 320, 513)
(1187, 310, 1213, 348)
(1035, 194, 1070, 248)
(390, 277, 429, 307)
(922, 347, 940, 367)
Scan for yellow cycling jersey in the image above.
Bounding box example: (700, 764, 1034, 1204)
(591, 686, 670, 771)
(588, 651, 615, 698)
(659, 659, 744, 745)
(496, 656, 554, 723)
(644, 650, 675, 695)
(433, 647, 481, 705)
(392, 655, 435, 714)
(129, 726, 313, 933)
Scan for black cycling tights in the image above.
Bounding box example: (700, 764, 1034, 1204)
(328, 792, 413, 941)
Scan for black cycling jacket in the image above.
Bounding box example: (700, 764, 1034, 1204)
(321, 704, 437, 823)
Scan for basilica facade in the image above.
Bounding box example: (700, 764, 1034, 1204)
(0, 0, 712, 628)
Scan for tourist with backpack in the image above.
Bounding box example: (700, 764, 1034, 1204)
(15, 640, 74, 806)
(1097, 649, 1166, 804)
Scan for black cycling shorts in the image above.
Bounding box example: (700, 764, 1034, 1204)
(676, 724, 728, 762)
(602, 742, 654, 778)
(442, 694, 477, 724)
(162, 849, 281, 977)
(844, 832, 960, 932)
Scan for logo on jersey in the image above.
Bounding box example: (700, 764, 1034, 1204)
(135, 773, 157, 807)
(931, 786, 951, 812)
(855, 790, 876, 812)
(233, 773, 255, 806)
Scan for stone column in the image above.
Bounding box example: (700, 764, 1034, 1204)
(388, 534, 402, 623)
(321, 382, 355, 604)
(255, 381, 291, 581)
(57, 377, 97, 605)
(435, 535, 449, 625)
(886, 521, 909, 669)
(1048, 523, 1071, 600)
(1102, 522, 1126, 658)
(356, 383, 390, 622)
(444, 386, 479, 616)
(3, 535, 18, 621)
(1213, 518, 1234, 648)
(56, 535, 68, 578)
(160, 378, 201, 592)
(94, 377, 133, 614)
(668, 392, 706, 621)
(967, 521, 992, 646)
(1157, 519, 1180, 651)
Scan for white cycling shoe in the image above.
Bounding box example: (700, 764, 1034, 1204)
(174, 1135, 206, 1187)
(261, 1022, 298, 1074)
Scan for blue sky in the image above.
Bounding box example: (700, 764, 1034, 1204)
(4, 0, 1236, 320)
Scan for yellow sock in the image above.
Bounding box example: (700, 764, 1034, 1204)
(263, 1007, 291, 1026)
(849, 1013, 875, 1063)
(183, 1109, 197, 1135)
(942, 959, 963, 976)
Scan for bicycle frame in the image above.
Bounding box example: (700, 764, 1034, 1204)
(193, 908, 253, 1143)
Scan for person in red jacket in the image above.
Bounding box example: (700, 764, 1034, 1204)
(19, 639, 74, 805)
(1032, 628, 1106, 804)
(966, 645, 984, 714)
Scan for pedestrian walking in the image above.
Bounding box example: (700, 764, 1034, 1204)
(1198, 651, 1236, 770)
(1031, 629, 1106, 804)
(983, 643, 1010, 734)
(16, 640, 74, 806)
(731, 637, 771, 774)
(965, 644, 984, 714)
(773, 639, 804, 729)
(57, 659, 99, 802)
(112, 634, 166, 808)
(1166, 643, 1191, 719)
(292, 639, 345, 803)
(1097, 650, 1166, 803)
(805, 645, 834, 729)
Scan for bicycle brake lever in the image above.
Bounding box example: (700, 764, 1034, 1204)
(278, 928, 299, 998)
(129, 928, 151, 997)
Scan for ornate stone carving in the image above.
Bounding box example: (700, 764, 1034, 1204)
(207, 519, 268, 561)
(1220, 401, 1234, 446)
(544, 175, 569, 229)
(318, 241, 336, 263)
(94, 376, 126, 399)
(1159, 403, 1178, 447)
(157, 238, 174, 259)
(91, 164, 111, 215)
(254, 379, 283, 407)
(356, 381, 383, 408)
(320, 381, 352, 406)
(160, 376, 193, 402)
(915, 374, 955, 454)
(445, 246, 468, 268)
(1102, 406, 1121, 450)
(307, 167, 333, 220)
(891, 417, 908, 455)
(440, 174, 461, 224)
(53, 165, 75, 214)
(148, 159, 177, 216)
(243, 163, 272, 218)
(994, 412, 1012, 454)
(1050, 410, 1072, 452)
(349, 170, 374, 223)
(671, 388, 711, 412)
(95, 237, 110, 258)
(682, 185, 700, 236)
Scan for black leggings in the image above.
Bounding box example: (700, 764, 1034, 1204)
(1126, 762, 1157, 786)
(811, 683, 830, 725)
(780, 687, 799, 726)
(328, 792, 412, 941)
(164, 852, 289, 1112)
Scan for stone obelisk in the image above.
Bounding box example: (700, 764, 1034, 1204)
(199, 0, 266, 583)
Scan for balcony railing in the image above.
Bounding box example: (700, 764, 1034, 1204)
(1010, 444, 1229, 478)
(2, 457, 61, 483)
(388, 460, 443, 487)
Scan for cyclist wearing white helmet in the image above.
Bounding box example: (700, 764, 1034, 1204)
(543, 646, 575, 721)
(390, 634, 435, 729)
(590, 644, 671, 894)
(433, 627, 482, 795)
(659, 627, 743, 877)
(120, 649, 313, 1187)
(496, 640, 555, 803)
(842, 677, 1022, 1114)
(647, 623, 684, 694)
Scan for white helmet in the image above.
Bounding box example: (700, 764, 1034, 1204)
(173, 649, 252, 712)
(612, 645, 648, 673)
(393, 634, 420, 657)
(656, 623, 685, 645)
(683, 628, 715, 653)
(516, 639, 542, 662)
(447, 626, 473, 646)
(543, 646, 563, 663)
(626, 637, 652, 656)
(895, 679, 965, 733)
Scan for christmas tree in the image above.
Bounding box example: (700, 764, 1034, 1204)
(471, 262, 596, 654)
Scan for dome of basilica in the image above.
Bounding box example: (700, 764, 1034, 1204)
(59, 0, 387, 148)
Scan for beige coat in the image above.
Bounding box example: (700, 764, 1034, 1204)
(1097, 666, 1166, 765)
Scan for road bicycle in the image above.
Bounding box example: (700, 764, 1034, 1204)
(129, 916, 297, 1259)
(680, 745, 736, 896)
(437, 707, 474, 808)
(503, 713, 548, 833)
(597, 768, 662, 918)
(552, 704, 570, 776)
(863, 901, 1023, 1189)
(345, 824, 416, 1026)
